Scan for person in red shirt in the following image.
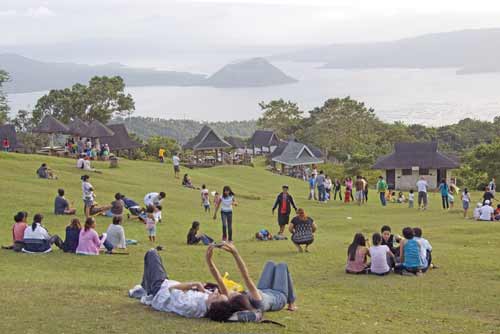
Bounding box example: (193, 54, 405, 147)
(1, 212, 28, 251)
(272, 185, 298, 236)
(2, 137, 10, 152)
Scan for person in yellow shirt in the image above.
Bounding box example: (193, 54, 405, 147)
(158, 148, 165, 163)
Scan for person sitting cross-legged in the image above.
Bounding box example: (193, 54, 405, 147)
(54, 188, 77, 215)
(23, 214, 64, 253)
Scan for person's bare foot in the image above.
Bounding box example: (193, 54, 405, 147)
(287, 304, 298, 311)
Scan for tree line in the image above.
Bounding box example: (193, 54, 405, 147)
(1, 70, 498, 189)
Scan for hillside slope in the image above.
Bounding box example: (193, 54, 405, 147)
(0, 152, 499, 333)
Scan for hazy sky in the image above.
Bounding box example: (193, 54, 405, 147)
(2, 0, 500, 48)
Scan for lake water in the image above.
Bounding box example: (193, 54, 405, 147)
(7, 60, 500, 126)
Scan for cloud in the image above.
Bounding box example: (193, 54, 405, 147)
(0, 9, 17, 16)
(25, 6, 55, 17)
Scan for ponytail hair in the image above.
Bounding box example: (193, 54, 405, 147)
(84, 217, 95, 231)
(32, 213, 43, 231)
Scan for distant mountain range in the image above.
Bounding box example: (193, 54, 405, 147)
(0, 54, 297, 93)
(273, 28, 500, 74)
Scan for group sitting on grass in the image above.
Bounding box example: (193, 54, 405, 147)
(3, 209, 127, 255)
(129, 242, 296, 323)
(345, 225, 433, 276)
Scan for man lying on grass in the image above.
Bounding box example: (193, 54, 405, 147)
(129, 243, 297, 322)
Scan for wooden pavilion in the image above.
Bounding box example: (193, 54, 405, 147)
(249, 130, 280, 155)
(0, 124, 24, 152)
(182, 125, 232, 167)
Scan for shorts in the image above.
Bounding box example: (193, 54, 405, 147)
(83, 199, 94, 208)
(147, 225, 157, 236)
(463, 201, 469, 210)
(129, 207, 142, 216)
(203, 204, 210, 209)
(355, 191, 364, 201)
(278, 214, 290, 226)
(173, 165, 180, 172)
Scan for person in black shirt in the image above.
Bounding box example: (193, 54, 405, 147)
(272, 185, 298, 236)
(380, 225, 401, 267)
(483, 187, 495, 205)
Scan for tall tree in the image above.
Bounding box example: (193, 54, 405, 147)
(32, 76, 135, 125)
(303, 97, 381, 160)
(257, 99, 303, 139)
(0, 69, 10, 125)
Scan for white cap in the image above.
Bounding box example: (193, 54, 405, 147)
(485, 200, 491, 205)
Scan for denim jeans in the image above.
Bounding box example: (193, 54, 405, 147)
(257, 261, 296, 310)
(317, 185, 326, 202)
(141, 249, 168, 296)
(221, 211, 233, 241)
(379, 192, 386, 206)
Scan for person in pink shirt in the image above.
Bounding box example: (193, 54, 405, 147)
(76, 217, 114, 255)
(2, 212, 28, 251)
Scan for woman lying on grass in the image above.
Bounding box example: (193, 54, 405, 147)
(129, 243, 297, 322)
(128, 248, 231, 319)
(206, 242, 297, 322)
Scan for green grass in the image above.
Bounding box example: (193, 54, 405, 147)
(1, 152, 500, 334)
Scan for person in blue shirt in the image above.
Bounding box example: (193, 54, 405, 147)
(438, 179, 450, 209)
(399, 227, 423, 276)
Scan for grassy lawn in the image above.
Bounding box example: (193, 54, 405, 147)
(1, 152, 499, 334)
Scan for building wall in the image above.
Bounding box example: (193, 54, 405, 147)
(391, 168, 454, 190)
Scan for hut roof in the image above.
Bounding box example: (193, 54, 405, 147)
(182, 125, 231, 151)
(250, 130, 280, 147)
(98, 124, 143, 151)
(271, 140, 324, 166)
(372, 142, 460, 169)
(87, 120, 115, 138)
(225, 136, 247, 149)
(0, 124, 23, 150)
(32, 115, 69, 134)
(66, 117, 90, 136)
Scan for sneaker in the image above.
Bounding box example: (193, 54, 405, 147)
(401, 270, 415, 276)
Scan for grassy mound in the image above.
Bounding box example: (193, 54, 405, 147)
(0, 152, 499, 333)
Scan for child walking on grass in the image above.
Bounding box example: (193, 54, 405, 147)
(408, 189, 415, 208)
(145, 211, 157, 243)
(201, 184, 211, 213)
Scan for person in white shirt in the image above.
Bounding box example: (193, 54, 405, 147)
(201, 184, 211, 213)
(172, 153, 181, 179)
(106, 216, 127, 249)
(129, 249, 229, 319)
(478, 200, 494, 221)
(81, 175, 95, 218)
(144, 192, 166, 208)
(473, 202, 482, 220)
(369, 233, 396, 275)
(408, 190, 415, 208)
(23, 214, 64, 253)
(462, 188, 471, 218)
(76, 155, 85, 169)
(416, 176, 429, 210)
(413, 227, 432, 272)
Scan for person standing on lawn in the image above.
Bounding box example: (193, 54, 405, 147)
(272, 185, 298, 236)
(316, 171, 326, 202)
(172, 153, 181, 179)
(354, 176, 365, 206)
(438, 179, 450, 209)
(416, 176, 429, 210)
(376, 176, 388, 206)
(213, 186, 237, 242)
(489, 177, 496, 197)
